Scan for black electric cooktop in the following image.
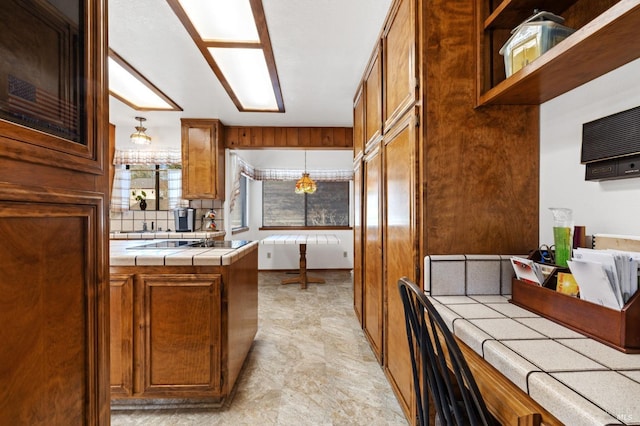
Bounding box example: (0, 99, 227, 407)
(128, 240, 251, 249)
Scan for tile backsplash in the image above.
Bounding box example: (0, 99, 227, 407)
(110, 199, 224, 233)
(424, 254, 523, 296)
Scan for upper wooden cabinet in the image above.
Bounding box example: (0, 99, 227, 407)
(181, 119, 225, 200)
(383, 0, 418, 128)
(353, 84, 365, 159)
(364, 43, 383, 149)
(477, 0, 640, 105)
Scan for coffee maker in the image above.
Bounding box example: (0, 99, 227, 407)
(174, 207, 196, 232)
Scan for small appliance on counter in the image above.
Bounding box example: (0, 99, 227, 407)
(174, 207, 196, 232)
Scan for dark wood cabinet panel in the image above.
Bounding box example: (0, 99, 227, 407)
(353, 160, 364, 324)
(0, 200, 107, 425)
(353, 86, 365, 159)
(181, 119, 225, 200)
(363, 144, 383, 362)
(383, 111, 419, 418)
(137, 274, 222, 396)
(0, 0, 109, 424)
(110, 274, 134, 397)
(383, 0, 418, 128)
(364, 45, 383, 149)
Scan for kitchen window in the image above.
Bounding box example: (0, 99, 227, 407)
(111, 149, 182, 212)
(128, 164, 181, 211)
(262, 180, 349, 228)
(230, 174, 248, 231)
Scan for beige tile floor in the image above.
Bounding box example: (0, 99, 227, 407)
(111, 270, 408, 425)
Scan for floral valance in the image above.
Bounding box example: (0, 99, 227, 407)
(113, 149, 181, 166)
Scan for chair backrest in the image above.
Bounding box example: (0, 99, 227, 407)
(398, 277, 495, 426)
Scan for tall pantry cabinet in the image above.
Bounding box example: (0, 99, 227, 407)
(353, 0, 539, 421)
(0, 1, 110, 424)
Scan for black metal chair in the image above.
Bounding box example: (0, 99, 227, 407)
(398, 277, 496, 426)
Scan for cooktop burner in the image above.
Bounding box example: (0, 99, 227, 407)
(128, 240, 251, 249)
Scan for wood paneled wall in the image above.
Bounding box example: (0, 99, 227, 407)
(224, 126, 353, 149)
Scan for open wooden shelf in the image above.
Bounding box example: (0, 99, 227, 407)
(484, 0, 578, 29)
(478, 0, 640, 106)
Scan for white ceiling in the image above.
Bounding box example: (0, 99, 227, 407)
(108, 0, 392, 148)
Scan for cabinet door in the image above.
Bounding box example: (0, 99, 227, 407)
(0, 1, 109, 424)
(136, 274, 222, 397)
(353, 159, 364, 325)
(110, 274, 134, 397)
(383, 111, 419, 419)
(353, 84, 365, 159)
(363, 143, 384, 363)
(383, 0, 418, 128)
(181, 119, 225, 200)
(364, 44, 383, 149)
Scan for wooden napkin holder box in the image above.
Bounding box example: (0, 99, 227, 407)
(510, 278, 640, 353)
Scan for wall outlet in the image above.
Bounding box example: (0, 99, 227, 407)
(343, 251, 348, 258)
(267, 252, 271, 259)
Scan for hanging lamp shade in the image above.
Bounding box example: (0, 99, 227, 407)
(130, 116, 151, 145)
(295, 173, 317, 194)
(295, 151, 316, 194)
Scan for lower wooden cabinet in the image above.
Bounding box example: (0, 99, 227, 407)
(137, 274, 222, 397)
(110, 274, 134, 397)
(109, 248, 258, 407)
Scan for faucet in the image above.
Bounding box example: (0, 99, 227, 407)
(142, 222, 148, 232)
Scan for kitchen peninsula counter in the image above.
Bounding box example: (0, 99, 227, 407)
(109, 239, 258, 408)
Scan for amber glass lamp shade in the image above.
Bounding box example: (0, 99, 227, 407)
(295, 173, 317, 194)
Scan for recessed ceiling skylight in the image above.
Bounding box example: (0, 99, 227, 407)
(167, 0, 285, 113)
(108, 49, 182, 111)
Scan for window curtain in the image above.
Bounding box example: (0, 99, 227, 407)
(113, 149, 181, 165)
(232, 152, 352, 182)
(167, 169, 182, 210)
(250, 168, 352, 181)
(229, 153, 242, 214)
(110, 165, 131, 212)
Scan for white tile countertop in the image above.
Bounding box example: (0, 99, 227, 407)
(110, 239, 257, 267)
(110, 231, 225, 240)
(430, 293, 640, 425)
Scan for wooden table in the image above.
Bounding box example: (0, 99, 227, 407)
(261, 234, 340, 289)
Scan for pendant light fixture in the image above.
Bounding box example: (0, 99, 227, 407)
(130, 116, 151, 145)
(295, 151, 317, 194)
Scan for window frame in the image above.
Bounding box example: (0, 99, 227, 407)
(231, 174, 249, 234)
(260, 180, 351, 230)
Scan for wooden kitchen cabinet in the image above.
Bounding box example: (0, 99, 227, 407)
(136, 274, 222, 397)
(383, 110, 419, 417)
(383, 0, 418, 129)
(353, 84, 365, 159)
(0, 0, 109, 424)
(363, 43, 383, 150)
(354, 0, 540, 422)
(181, 118, 225, 200)
(477, 0, 640, 105)
(353, 158, 364, 324)
(110, 274, 134, 397)
(110, 246, 258, 408)
(362, 142, 383, 363)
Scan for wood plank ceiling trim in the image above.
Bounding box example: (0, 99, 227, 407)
(224, 127, 353, 149)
